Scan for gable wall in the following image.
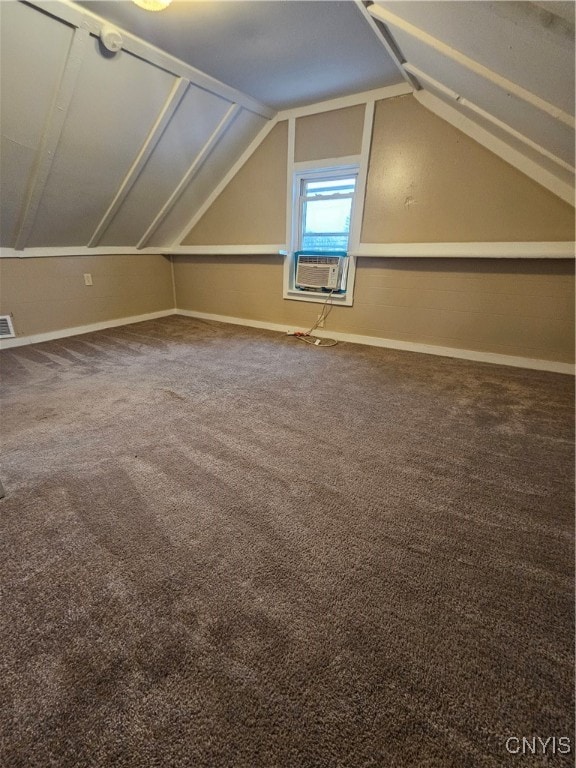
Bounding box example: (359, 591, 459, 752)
(175, 96, 575, 366)
(362, 96, 575, 242)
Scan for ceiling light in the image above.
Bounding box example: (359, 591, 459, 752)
(132, 0, 172, 11)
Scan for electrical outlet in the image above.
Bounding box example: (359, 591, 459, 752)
(84, 273, 93, 286)
(317, 313, 325, 328)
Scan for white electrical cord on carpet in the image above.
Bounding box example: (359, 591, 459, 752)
(287, 291, 338, 347)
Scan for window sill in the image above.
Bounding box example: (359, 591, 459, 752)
(283, 289, 354, 307)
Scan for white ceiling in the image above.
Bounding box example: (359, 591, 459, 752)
(78, 1, 404, 109)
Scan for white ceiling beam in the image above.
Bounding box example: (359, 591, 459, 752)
(348, 100, 375, 253)
(88, 77, 190, 247)
(137, 103, 242, 248)
(276, 83, 412, 121)
(13, 25, 89, 250)
(167, 245, 286, 256)
(2, 241, 573, 260)
(0, 246, 163, 258)
(353, 0, 420, 90)
(414, 90, 575, 206)
(369, 3, 575, 128)
(404, 64, 575, 175)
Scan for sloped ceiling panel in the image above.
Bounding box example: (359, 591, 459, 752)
(0, 0, 274, 251)
(147, 109, 268, 248)
(385, 1, 575, 113)
(391, 28, 574, 166)
(0, 1, 74, 247)
(369, 1, 575, 205)
(27, 40, 176, 247)
(99, 84, 234, 246)
(0, 138, 36, 249)
(79, 0, 404, 110)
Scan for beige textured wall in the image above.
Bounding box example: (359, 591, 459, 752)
(294, 105, 365, 162)
(0, 254, 174, 337)
(183, 106, 365, 246)
(183, 95, 574, 247)
(183, 122, 288, 245)
(173, 93, 574, 364)
(173, 256, 575, 364)
(362, 96, 575, 243)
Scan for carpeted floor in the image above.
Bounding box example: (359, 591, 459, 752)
(0, 316, 573, 768)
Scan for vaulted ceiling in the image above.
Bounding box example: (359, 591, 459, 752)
(79, 0, 404, 110)
(0, 0, 573, 254)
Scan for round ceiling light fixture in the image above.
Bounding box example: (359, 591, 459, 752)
(132, 0, 172, 11)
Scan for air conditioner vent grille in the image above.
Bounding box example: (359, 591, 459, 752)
(0, 316, 15, 339)
(299, 256, 340, 266)
(296, 255, 343, 290)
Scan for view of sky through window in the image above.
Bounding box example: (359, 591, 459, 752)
(301, 176, 356, 251)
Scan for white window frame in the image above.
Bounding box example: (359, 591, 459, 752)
(296, 167, 357, 254)
(283, 156, 361, 307)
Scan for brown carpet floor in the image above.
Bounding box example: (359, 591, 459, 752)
(0, 316, 573, 768)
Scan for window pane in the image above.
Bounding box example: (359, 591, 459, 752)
(305, 178, 356, 197)
(306, 178, 355, 191)
(297, 172, 357, 255)
(301, 233, 349, 250)
(303, 198, 351, 235)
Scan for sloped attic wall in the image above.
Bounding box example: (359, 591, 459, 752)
(0, 1, 271, 250)
(174, 98, 574, 366)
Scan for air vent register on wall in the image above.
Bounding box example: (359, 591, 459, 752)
(295, 252, 348, 293)
(0, 316, 15, 339)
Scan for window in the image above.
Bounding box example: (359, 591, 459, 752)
(284, 164, 359, 305)
(299, 175, 356, 251)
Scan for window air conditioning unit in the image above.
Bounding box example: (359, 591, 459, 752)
(295, 252, 347, 291)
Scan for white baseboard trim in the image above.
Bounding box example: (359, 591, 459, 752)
(0, 309, 177, 350)
(177, 309, 295, 335)
(2, 306, 572, 375)
(177, 309, 574, 375)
